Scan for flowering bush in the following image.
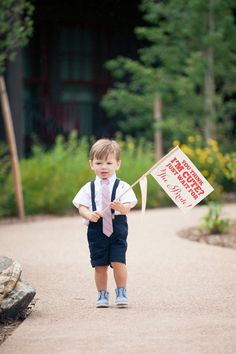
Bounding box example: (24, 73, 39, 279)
(224, 152, 236, 182)
(0, 133, 235, 216)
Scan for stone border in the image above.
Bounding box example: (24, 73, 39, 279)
(0, 299, 36, 345)
(178, 220, 236, 249)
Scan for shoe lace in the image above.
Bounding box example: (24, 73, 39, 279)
(117, 288, 126, 298)
(98, 291, 108, 301)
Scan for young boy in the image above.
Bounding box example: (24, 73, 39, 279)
(72, 139, 137, 308)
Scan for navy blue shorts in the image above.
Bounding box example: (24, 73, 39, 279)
(87, 215, 128, 267)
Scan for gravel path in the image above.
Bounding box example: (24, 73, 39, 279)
(0, 205, 236, 354)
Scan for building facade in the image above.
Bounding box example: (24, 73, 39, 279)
(2, 0, 141, 156)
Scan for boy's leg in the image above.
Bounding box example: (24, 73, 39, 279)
(111, 262, 127, 288)
(95, 265, 109, 291)
(111, 262, 128, 306)
(95, 266, 109, 308)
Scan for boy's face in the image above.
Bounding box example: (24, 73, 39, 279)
(89, 153, 121, 179)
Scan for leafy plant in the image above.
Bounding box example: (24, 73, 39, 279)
(224, 152, 236, 182)
(201, 202, 230, 234)
(0, 142, 10, 184)
(0, 142, 11, 216)
(20, 132, 92, 214)
(0, 0, 34, 74)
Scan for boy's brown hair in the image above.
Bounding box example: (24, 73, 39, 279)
(89, 139, 120, 161)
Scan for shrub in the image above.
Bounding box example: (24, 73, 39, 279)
(0, 132, 93, 215)
(224, 152, 236, 182)
(21, 132, 93, 214)
(0, 142, 12, 216)
(0, 133, 234, 216)
(201, 202, 230, 234)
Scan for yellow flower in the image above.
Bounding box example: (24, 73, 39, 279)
(181, 144, 193, 157)
(203, 170, 209, 177)
(187, 136, 195, 143)
(196, 135, 202, 142)
(205, 147, 210, 155)
(196, 148, 202, 156)
(208, 139, 219, 152)
(208, 176, 215, 184)
(207, 157, 214, 164)
(223, 168, 229, 175)
(173, 140, 180, 147)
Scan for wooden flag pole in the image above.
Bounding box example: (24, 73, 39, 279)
(154, 96, 163, 161)
(0, 76, 25, 219)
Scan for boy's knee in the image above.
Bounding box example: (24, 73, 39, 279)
(111, 262, 125, 269)
(95, 266, 108, 274)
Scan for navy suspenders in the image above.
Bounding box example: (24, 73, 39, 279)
(90, 180, 96, 212)
(90, 179, 120, 213)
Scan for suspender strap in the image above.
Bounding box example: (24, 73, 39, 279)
(90, 180, 96, 211)
(90, 178, 120, 213)
(111, 178, 120, 214)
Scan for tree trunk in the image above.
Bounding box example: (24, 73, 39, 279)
(204, 0, 217, 142)
(153, 96, 163, 161)
(0, 76, 25, 219)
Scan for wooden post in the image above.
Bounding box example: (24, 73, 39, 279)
(204, 0, 216, 142)
(154, 96, 163, 161)
(0, 76, 25, 219)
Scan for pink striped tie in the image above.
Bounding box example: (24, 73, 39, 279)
(101, 179, 113, 237)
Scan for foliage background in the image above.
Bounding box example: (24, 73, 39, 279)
(0, 132, 235, 217)
(101, 0, 236, 150)
(0, 0, 34, 74)
(0, 0, 235, 217)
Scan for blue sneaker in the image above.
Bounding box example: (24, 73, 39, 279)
(96, 290, 109, 308)
(115, 288, 128, 307)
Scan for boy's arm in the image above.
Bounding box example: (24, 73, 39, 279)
(78, 205, 101, 222)
(110, 201, 131, 214)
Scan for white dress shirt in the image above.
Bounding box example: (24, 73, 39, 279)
(72, 174, 137, 215)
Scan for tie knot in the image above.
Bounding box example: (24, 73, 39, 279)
(101, 179, 109, 185)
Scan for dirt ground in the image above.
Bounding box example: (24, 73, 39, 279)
(0, 300, 36, 345)
(0, 204, 236, 354)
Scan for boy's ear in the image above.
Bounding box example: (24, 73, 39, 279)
(117, 160, 121, 170)
(89, 160, 94, 170)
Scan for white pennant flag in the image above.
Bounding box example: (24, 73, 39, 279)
(150, 146, 214, 212)
(139, 176, 148, 214)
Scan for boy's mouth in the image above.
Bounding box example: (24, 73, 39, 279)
(101, 172, 109, 177)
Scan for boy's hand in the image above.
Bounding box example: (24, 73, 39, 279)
(78, 205, 102, 222)
(89, 211, 102, 222)
(110, 201, 131, 214)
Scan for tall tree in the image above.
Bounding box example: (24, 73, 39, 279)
(102, 0, 236, 147)
(0, 0, 34, 218)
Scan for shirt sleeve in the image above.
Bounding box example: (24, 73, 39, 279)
(72, 183, 90, 209)
(117, 181, 137, 209)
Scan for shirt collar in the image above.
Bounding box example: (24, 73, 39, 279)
(95, 174, 117, 185)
